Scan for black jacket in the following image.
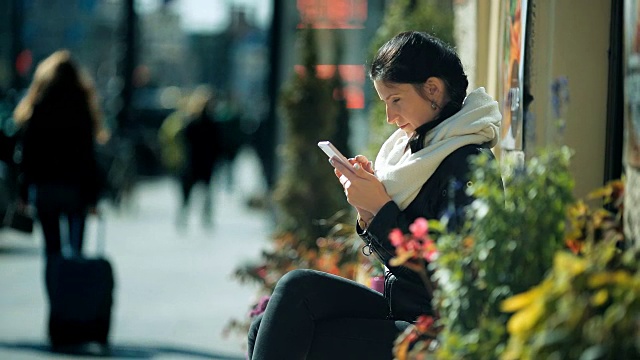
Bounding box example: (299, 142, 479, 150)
(18, 100, 101, 207)
(357, 143, 499, 321)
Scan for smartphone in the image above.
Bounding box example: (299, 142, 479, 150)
(317, 141, 354, 172)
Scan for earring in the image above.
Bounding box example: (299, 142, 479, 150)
(431, 102, 437, 110)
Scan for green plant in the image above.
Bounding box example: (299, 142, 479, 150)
(387, 147, 636, 360)
(500, 179, 632, 360)
(431, 146, 576, 359)
(272, 26, 348, 245)
(500, 244, 640, 360)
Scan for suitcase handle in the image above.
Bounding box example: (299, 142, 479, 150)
(95, 213, 106, 256)
(60, 212, 106, 258)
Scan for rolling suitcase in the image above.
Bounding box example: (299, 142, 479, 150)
(45, 215, 114, 348)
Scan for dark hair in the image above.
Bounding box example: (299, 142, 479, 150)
(369, 31, 469, 149)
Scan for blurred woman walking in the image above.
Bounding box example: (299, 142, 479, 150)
(13, 49, 109, 256)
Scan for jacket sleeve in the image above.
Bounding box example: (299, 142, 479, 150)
(357, 201, 408, 265)
(356, 200, 429, 289)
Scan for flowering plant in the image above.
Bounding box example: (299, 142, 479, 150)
(390, 147, 578, 359)
(564, 179, 625, 254)
(388, 217, 444, 359)
(388, 217, 442, 296)
(387, 147, 636, 360)
(224, 210, 362, 340)
(389, 218, 439, 266)
(500, 179, 632, 360)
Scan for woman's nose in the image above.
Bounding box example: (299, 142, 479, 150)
(386, 107, 396, 124)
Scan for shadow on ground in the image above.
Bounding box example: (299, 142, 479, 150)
(0, 245, 40, 257)
(0, 341, 245, 359)
(0, 230, 39, 256)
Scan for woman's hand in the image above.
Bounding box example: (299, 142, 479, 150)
(349, 156, 374, 223)
(351, 155, 374, 175)
(331, 156, 391, 216)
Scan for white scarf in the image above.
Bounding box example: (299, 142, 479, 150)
(374, 87, 501, 210)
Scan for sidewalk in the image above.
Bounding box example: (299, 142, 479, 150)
(0, 148, 271, 359)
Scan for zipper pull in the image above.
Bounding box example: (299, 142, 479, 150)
(362, 241, 373, 256)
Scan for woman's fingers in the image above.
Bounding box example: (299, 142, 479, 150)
(333, 157, 389, 213)
(353, 155, 374, 174)
(330, 157, 357, 179)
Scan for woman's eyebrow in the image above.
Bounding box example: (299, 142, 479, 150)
(384, 93, 400, 101)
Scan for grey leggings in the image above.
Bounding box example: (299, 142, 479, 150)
(247, 269, 411, 360)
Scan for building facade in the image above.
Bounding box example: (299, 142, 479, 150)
(459, 0, 621, 200)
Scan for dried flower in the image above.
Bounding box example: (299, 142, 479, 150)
(249, 295, 271, 318)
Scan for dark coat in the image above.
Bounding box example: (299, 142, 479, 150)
(358, 143, 500, 321)
(18, 99, 101, 207)
(181, 108, 221, 182)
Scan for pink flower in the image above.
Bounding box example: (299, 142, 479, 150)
(249, 295, 270, 318)
(389, 218, 439, 266)
(422, 239, 438, 262)
(389, 228, 405, 247)
(415, 315, 435, 333)
(406, 239, 422, 252)
(255, 265, 267, 279)
(409, 217, 429, 238)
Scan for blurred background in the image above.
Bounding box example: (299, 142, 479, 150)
(0, 0, 277, 186)
(0, 1, 388, 358)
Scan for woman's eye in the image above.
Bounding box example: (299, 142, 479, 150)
(392, 98, 400, 103)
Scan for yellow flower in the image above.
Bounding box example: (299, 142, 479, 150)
(506, 298, 545, 335)
(567, 200, 588, 218)
(553, 251, 587, 276)
(588, 185, 613, 201)
(588, 180, 624, 204)
(590, 289, 609, 306)
(588, 271, 632, 288)
(389, 249, 417, 267)
(501, 286, 545, 313)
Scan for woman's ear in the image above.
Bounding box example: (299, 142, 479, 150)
(424, 77, 450, 106)
(424, 77, 445, 96)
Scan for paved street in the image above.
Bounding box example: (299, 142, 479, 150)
(0, 149, 271, 359)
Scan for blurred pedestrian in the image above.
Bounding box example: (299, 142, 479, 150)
(215, 94, 247, 190)
(158, 91, 190, 177)
(177, 85, 221, 228)
(13, 49, 109, 256)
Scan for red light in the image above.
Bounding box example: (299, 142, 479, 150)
(294, 65, 365, 109)
(338, 65, 365, 84)
(16, 50, 33, 76)
(344, 85, 364, 109)
(297, 0, 368, 29)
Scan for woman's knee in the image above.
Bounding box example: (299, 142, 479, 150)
(247, 313, 263, 360)
(275, 269, 319, 294)
(248, 313, 263, 341)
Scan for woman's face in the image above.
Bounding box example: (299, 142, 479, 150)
(373, 80, 435, 135)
